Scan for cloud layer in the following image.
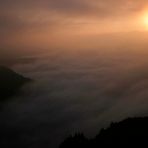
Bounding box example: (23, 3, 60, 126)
(1, 42, 148, 147)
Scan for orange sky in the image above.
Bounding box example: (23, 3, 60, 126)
(1, 0, 148, 50)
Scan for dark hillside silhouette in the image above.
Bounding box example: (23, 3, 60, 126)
(60, 117, 148, 148)
(0, 66, 31, 100)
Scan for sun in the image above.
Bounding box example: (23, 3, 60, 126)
(141, 11, 148, 30)
(143, 14, 148, 25)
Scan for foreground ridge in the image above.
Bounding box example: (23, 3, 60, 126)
(60, 117, 148, 148)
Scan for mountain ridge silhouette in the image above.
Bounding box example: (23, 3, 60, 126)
(60, 116, 148, 148)
(0, 66, 31, 100)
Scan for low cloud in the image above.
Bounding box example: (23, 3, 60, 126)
(1, 42, 148, 147)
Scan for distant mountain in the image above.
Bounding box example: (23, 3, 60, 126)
(0, 66, 31, 100)
(60, 117, 148, 148)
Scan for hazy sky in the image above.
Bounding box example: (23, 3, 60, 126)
(1, 2, 148, 147)
(1, 0, 148, 51)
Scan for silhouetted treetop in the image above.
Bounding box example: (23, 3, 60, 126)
(60, 117, 148, 148)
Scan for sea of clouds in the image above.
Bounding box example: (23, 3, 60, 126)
(1, 47, 148, 148)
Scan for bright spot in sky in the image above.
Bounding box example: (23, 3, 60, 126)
(141, 11, 148, 30)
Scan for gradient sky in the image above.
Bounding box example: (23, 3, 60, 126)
(1, 0, 148, 50)
(1, 2, 148, 147)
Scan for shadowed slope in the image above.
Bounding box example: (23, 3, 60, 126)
(0, 66, 31, 100)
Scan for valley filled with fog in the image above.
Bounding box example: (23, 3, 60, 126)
(1, 33, 148, 147)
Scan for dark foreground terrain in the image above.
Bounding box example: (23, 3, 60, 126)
(0, 66, 31, 100)
(60, 117, 148, 148)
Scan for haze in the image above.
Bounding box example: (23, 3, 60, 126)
(1, 0, 148, 53)
(1, 1, 148, 148)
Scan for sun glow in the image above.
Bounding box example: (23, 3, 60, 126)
(141, 10, 148, 30)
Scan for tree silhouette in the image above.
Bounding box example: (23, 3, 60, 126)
(60, 117, 148, 148)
